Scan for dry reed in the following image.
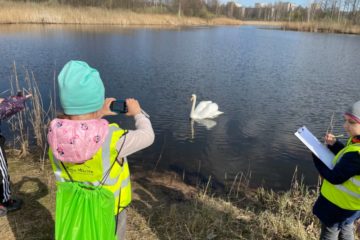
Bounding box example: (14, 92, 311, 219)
(0, 0, 241, 26)
(0, 149, 322, 239)
(8, 62, 29, 156)
(281, 21, 360, 34)
(7, 62, 55, 162)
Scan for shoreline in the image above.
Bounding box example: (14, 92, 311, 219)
(0, 1, 242, 26)
(281, 21, 360, 35)
(0, 149, 321, 239)
(241, 20, 360, 35)
(1, 1, 358, 35)
(0, 18, 243, 27)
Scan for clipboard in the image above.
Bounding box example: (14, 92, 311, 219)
(295, 126, 334, 169)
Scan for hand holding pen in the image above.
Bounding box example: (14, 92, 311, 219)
(324, 133, 344, 146)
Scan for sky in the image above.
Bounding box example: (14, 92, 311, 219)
(233, 0, 309, 7)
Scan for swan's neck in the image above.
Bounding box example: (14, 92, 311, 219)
(190, 96, 197, 118)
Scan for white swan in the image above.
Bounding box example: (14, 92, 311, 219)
(195, 119, 217, 129)
(190, 94, 223, 119)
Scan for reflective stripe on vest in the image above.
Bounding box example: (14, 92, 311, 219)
(321, 138, 360, 210)
(49, 123, 132, 214)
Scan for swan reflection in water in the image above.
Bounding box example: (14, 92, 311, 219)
(190, 119, 217, 139)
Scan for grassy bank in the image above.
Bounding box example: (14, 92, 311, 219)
(240, 20, 360, 35)
(2, 0, 359, 34)
(0, 150, 322, 240)
(241, 20, 287, 27)
(280, 21, 360, 35)
(0, 0, 241, 26)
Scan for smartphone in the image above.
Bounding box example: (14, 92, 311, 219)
(110, 100, 128, 114)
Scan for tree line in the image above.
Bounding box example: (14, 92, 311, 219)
(306, 0, 360, 24)
(8, 0, 360, 24)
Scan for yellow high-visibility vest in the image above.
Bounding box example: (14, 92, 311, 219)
(49, 123, 131, 215)
(321, 138, 360, 210)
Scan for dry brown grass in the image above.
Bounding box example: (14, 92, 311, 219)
(6, 62, 53, 172)
(281, 21, 360, 34)
(241, 20, 288, 26)
(0, 149, 323, 240)
(0, 150, 56, 240)
(228, 20, 360, 35)
(0, 0, 241, 26)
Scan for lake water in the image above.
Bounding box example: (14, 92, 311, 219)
(1, 25, 359, 190)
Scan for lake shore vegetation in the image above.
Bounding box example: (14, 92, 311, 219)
(0, 149, 322, 239)
(280, 21, 360, 34)
(1, 0, 360, 34)
(0, 0, 241, 26)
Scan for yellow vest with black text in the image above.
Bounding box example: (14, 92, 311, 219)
(321, 138, 360, 210)
(49, 123, 132, 215)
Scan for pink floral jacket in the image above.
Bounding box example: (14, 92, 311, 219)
(47, 118, 109, 163)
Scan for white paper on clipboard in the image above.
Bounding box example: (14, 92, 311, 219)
(295, 126, 335, 169)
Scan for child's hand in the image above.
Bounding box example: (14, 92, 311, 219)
(125, 98, 141, 117)
(324, 133, 336, 146)
(98, 98, 117, 118)
(0, 98, 4, 104)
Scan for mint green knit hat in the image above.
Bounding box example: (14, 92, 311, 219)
(58, 60, 105, 115)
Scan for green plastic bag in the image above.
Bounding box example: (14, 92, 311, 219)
(55, 181, 116, 240)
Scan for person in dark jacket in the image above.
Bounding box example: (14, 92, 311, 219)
(313, 100, 360, 240)
(0, 92, 31, 217)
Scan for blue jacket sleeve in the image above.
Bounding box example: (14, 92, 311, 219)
(327, 141, 345, 155)
(313, 151, 360, 185)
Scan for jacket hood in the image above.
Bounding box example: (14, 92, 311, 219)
(47, 118, 109, 163)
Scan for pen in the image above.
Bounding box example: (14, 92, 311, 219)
(141, 109, 150, 118)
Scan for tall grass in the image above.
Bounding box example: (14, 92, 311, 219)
(253, 169, 319, 239)
(8, 62, 29, 156)
(281, 21, 360, 34)
(227, 171, 251, 199)
(0, 0, 241, 26)
(136, 167, 321, 240)
(7, 62, 55, 166)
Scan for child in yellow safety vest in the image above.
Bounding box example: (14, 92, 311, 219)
(47, 60, 154, 239)
(312, 100, 360, 240)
